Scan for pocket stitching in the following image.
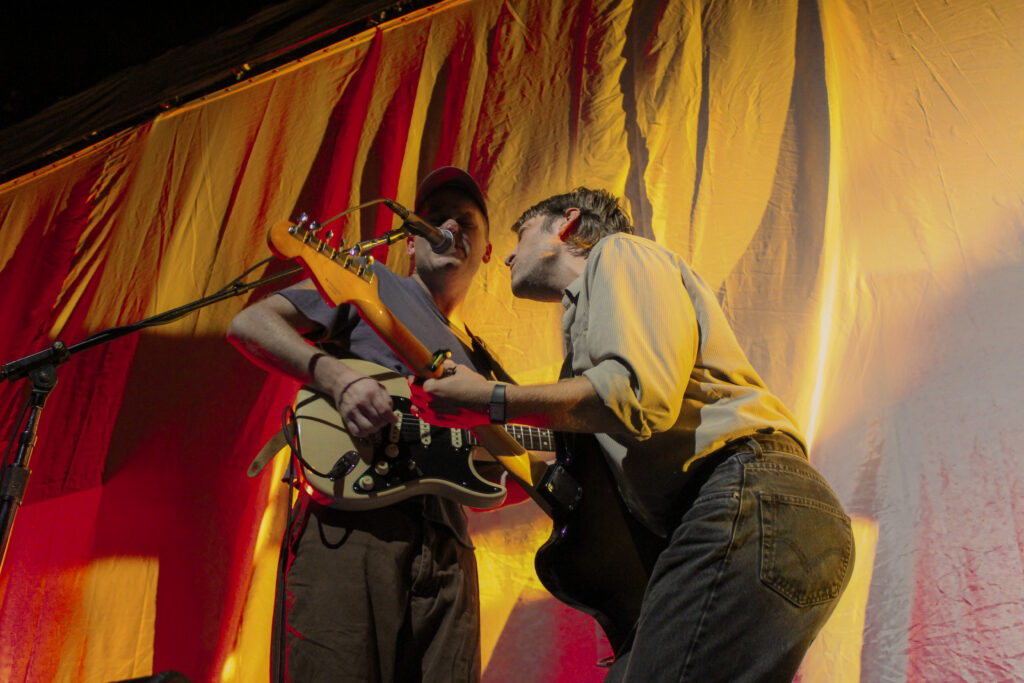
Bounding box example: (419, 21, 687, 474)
(759, 494, 853, 606)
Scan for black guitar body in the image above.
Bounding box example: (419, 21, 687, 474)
(534, 432, 668, 658)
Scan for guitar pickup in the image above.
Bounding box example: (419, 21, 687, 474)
(538, 463, 582, 514)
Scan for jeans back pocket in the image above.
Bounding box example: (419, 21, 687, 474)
(759, 493, 853, 606)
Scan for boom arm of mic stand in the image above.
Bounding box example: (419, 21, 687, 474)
(0, 259, 303, 576)
(348, 226, 411, 256)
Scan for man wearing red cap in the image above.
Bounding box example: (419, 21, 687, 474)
(229, 167, 506, 682)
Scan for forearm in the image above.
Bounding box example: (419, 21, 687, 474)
(505, 376, 628, 433)
(229, 293, 399, 437)
(418, 366, 629, 434)
(227, 300, 362, 395)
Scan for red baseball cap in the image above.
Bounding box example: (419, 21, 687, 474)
(415, 167, 488, 221)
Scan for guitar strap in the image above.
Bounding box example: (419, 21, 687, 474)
(558, 351, 573, 380)
(248, 419, 297, 478)
(534, 351, 584, 512)
(462, 325, 517, 383)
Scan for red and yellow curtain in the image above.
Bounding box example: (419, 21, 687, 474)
(1, 0, 1022, 680)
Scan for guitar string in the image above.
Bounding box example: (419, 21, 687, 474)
(298, 198, 395, 249)
(388, 411, 553, 450)
(315, 198, 390, 231)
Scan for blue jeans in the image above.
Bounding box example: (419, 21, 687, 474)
(605, 434, 854, 682)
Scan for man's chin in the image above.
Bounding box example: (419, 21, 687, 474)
(420, 257, 473, 278)
(510, 280, 549, 301)
(440, 251, 467, 263)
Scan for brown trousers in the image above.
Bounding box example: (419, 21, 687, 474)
(272, 498, 481, 682)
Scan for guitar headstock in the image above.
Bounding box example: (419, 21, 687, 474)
(267, 214, 379, 307)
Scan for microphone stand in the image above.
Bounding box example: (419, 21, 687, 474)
(0, 202, 414, 576)
(0, 260, 304, 575)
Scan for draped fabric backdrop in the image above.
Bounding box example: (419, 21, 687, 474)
(1, 0, 1021, 680)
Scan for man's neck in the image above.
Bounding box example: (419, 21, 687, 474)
(553, 251, 588, 295)
(410, 271, 469, 325)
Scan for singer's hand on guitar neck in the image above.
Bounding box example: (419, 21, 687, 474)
(409, 360, 492, 428)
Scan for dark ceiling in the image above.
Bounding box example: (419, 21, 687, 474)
(0, 0, 439, 182)
(0, 3, 285, 130)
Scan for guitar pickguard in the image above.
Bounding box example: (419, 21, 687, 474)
(291, 360, 505, 510)
(341, 397, 495, 496)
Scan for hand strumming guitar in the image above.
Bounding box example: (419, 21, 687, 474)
(313, 355, 399, 439)
(334, 372, 399, 439)
(408, 359, 494, 429)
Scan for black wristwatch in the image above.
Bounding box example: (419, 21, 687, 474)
(488, 384, 507, 424)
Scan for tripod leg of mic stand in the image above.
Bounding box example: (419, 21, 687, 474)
(0, 466, 30, 569)
(0, 365, 57, 575)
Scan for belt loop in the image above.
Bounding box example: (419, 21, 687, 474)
(745, 436, 764, 458)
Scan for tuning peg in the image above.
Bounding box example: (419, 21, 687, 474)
(288, 212, 309, 235)
(356, 254, 375, 277)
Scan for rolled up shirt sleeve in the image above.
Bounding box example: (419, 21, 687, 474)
(576, 237, 699, 439)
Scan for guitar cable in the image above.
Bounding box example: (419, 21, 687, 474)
(274, 391, 355, 680)
(275, 460, 298, 683)
(280, 401, 352, 480)
(275, 400, 323, 683)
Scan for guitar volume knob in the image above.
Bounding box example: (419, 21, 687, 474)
(357, 475, 375, 491)
(374, 461, 390, 476)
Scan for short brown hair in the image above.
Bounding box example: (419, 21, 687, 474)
(512, 188, 633, 255)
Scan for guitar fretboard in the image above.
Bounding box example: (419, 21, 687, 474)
(470, 423, 555, 452)
(394, 410, 553, 451)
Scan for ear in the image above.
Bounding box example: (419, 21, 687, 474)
(558, 208, 582, 242)
(482, 242, 492, 263)
(406, 236, 417, 273)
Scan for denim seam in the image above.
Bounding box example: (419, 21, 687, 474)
(690, 490, 738, 506)
(746, 461, 831, 487)
(678, 470, 746, 682)
(761, 493, 850, 521)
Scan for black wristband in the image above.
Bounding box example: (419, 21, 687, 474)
(307, 352, 328, 376)
(338, 375, 375, 404)
(488, 383, 507, 424)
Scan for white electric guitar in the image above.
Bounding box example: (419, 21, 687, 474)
(291, 359, 553, 510)
(265, 216, 540, 509)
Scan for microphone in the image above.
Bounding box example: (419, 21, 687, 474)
(383, 199, 454, 254)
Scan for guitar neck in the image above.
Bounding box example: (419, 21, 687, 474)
(269, 217, 538, 487)
(467, 423, 554, 452)
(391, 409, 553, 452)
